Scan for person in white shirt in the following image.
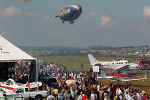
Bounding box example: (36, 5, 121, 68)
(116, 88, 122, 95)
(91, 91, 96, 100)
(125, 92, 134, 100)
(77, 94, 82, 100)
(47, 93, 55, 100)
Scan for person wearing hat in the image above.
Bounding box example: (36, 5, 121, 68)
(52, 88, 58, 99)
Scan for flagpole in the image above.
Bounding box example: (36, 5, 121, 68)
(35, 58, 39, 91)
(36, 58, 38, 82)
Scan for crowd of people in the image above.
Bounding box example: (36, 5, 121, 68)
(10, 61, 31, 83)
(44, 71, 150, 100)
(38, 62, 65, 82)
(11, 61, 66, 83)
(8, 61, 150, 100)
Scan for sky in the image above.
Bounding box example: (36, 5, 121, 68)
(0, 0, 150, 47)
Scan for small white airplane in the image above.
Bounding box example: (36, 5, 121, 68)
(88, 54, 138, 70)
(0, 79, 42, 93)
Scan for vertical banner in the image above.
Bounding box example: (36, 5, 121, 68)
(93, 66, 99, 72)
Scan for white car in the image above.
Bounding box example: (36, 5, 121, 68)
(13, 87, 48, 100)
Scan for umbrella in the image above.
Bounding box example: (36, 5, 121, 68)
(66, 78, 76, 85)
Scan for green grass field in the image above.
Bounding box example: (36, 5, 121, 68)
(38, 56, 90, 71)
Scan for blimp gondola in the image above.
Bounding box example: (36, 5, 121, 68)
(56, 4, 82, 24)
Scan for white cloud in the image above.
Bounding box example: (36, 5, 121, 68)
(2, 6, 37, 17)
(1, 6, 52, 23)
(3, 6, 22, 16)
(99, 16, 112, 27)
(144, 6, 150, 20)
(97, 16, 119, 28)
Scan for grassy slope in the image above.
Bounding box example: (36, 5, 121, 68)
(38, 56, 90, 71)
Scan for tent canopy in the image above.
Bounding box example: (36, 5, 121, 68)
(0, 35, 35, 62)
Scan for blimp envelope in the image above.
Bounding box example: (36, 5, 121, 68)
(56, 4, 82, 24)
(66, 78, 76, 85)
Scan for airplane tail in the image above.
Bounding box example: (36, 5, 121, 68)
(88, 54, 99, 65)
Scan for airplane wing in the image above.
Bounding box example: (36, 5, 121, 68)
(111, 77, 145, 82)
(115, 65, 130, 71)
(128, 63, 138, 69)
(115, 63, 139, 71)
(119, 78, 146, 81)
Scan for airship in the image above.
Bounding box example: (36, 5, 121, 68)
(56, 4, 82, 24)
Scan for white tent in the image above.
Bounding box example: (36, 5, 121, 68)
(0, 35, 35, 62)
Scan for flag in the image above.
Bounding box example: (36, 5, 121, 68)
(26, 81, 30, 88)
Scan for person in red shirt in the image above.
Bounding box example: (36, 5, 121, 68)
(144, 93, 147, 100)
(82, 93, 88, 100)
